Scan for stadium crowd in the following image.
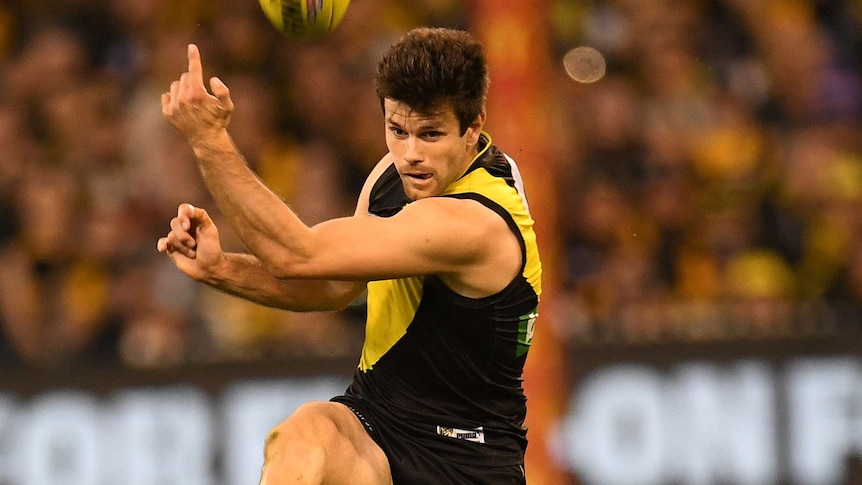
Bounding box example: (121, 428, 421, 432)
(0, 0, 859, 368)
(550, 0, 862, 342)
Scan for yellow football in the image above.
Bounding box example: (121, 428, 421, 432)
(259, 0, 350, 39)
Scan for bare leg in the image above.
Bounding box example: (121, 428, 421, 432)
(259, 401, 393, 485)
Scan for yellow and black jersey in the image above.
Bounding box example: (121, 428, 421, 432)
(337, 133, 541, 469)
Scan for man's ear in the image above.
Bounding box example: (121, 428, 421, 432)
(465, 111, 486, 146)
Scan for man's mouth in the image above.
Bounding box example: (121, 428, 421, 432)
(406, 173, 433, 180)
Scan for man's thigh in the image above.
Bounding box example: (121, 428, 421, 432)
(260, 401, 392, 485)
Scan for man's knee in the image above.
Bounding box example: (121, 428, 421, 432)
(266, 402, 338, 453)
(261, 402, 336, 483)
(262, 401, 391, 485)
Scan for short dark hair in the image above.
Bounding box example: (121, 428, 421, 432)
(375, 27, 489, 135)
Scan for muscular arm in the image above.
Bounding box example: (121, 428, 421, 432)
(158, 202, 367, 311)
(205, 253, 363, 312)
(190, 129, 324, 276)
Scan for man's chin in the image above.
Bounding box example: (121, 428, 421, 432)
(402, 181, 437, 200)
(405, 189, 429, 201)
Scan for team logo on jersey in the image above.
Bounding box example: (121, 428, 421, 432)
(516, 307, 538, 357)
(437, 426, 486, 444)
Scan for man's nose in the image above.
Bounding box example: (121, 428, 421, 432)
(404, 137, 423, 163)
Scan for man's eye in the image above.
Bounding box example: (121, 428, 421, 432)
(390, 127, 407, 136)
(423, 131, 442, 140)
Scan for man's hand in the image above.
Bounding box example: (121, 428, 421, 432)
(157, 203, 226, 282)
(161, 44, 234, 146)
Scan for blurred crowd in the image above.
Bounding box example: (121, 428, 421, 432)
(550, 0, 862, 342)
(0, 0, 859, 368)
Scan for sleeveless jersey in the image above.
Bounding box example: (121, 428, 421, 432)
(344, 132, 542, 465)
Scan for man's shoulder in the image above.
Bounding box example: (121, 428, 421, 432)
(354, 154, 397, 217)
(363, 154, 396, 190)
(367, 155, 407, 218)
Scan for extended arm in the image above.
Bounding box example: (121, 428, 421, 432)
(205, 252, 363, 312)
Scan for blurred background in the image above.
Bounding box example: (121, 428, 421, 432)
(0, 0, 860, 484)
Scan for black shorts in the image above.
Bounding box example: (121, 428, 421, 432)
(331, 395, 527, 485)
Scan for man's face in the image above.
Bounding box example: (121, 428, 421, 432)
(383, 99, 483, 200)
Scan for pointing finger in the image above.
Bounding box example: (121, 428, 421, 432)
(187, 44, 204, 87)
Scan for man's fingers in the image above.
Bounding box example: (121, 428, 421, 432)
(187, 44, 204, 86)
(209, 77, 234, 112)
(173, 46, 206, 102)
(170, 80, 180, 102)
(178, 203, 198, 230)
(170, 202, 201, 250)
(170, 216, 196, 247)
(165, 228, 196, 257)
(157, 236, 196, 259)
(158, 203, 213, 263)
(178, 202, 193, 220)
